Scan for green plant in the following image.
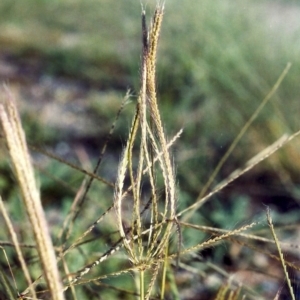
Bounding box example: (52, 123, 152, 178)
(1, 3, 300, 300)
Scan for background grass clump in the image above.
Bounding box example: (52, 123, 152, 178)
(0, 0, 300, 299)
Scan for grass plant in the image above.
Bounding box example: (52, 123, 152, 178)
(0, 2, 300, 300)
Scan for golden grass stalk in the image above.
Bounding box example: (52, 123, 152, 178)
(182, 62, 292, 222)
(114, 3, 178, 298)
(179, 130, 300, 219)
(0, 196, 37, 299)
(0, 86, 64, 300)
(198, 62, 292, 204)
(267, 208, 296, 300)
(0, 246, 18, 300)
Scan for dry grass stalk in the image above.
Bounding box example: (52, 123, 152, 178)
(0, 196, 36, 298)
(197, 62, 291, 205)
(113, 3, 178, 298)
(0, 246, 19, 300)
(0, 86, 64, 300)
(179, 130, 300, 219)
(267, 208, 296, 300)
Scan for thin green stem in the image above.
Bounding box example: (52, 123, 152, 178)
(140, 269, 145, 300)
(160, 245, 168, 300)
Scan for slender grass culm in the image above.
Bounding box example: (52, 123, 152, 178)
(0, 86, 64, 300)
(114, 3, 179, 299)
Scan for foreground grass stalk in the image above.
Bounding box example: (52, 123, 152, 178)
(114, 4, 178, 299)
(140, 269, 145, 300)
(0, 247, 17, 300)
(0, 197, 37, 299)
(160, 245, 168, 300)
(0, 87, 64, 300)
(267, 208, 296, 300)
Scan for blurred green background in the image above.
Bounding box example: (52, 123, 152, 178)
(1, 0, 300, 223)
(0, 0, 300, 297)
